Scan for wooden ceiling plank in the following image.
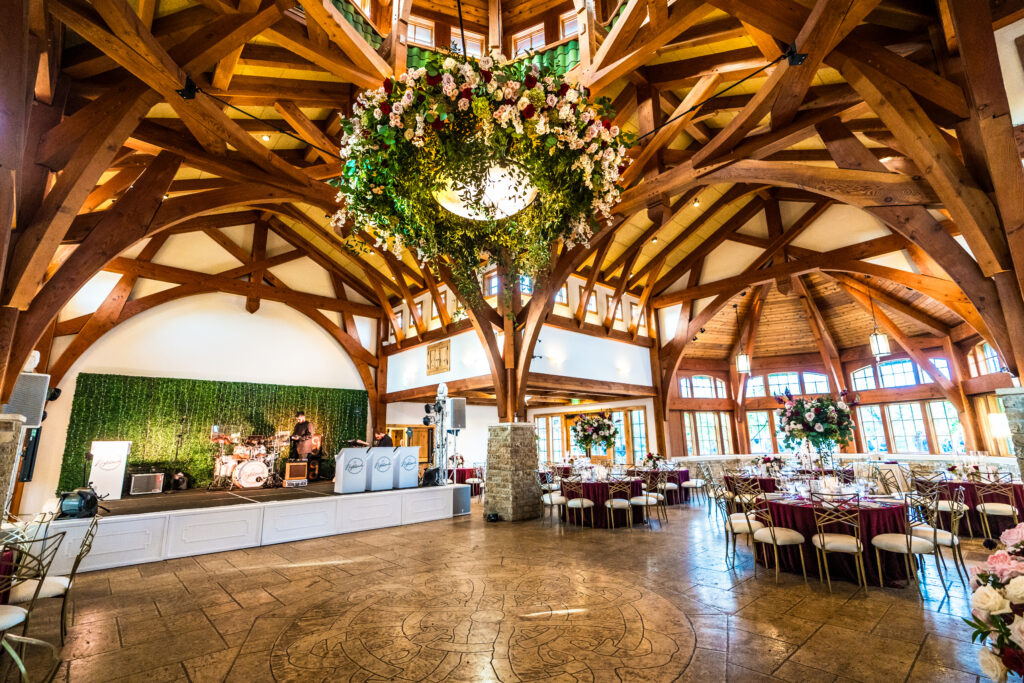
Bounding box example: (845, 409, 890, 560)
(297, 0, 391, 78)
(828, 271, 950, 336)
(273, 100, 340, 164)
(265, 18, 380, 89)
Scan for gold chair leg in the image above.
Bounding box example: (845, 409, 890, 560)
(797, 546, 807, 583)
(822, 550, 833, 593)
(772, 544, 781, 584)
(933, 551, 949, 596)
(814, 546, 823, 584)
(875, 548, 884, 588)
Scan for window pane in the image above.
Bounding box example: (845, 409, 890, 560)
(879, 359, 916, 388)
(550, 416, 562, 459)
(560, 12, 578, 37)
(691, 376, 715, 398)
(929, 401, 964, 454)
(485, 275, 499, 296)
(747, 411, 772, 453)
(684, 413, 696, 455)
(983, 343, 1001, 374)
(719, 412, 732, 453)
(858, 405, 887, 453)
(774, 409, 800, 452)
(695, 412, 719, 455)
(803, 372, 829, 394)
(886, 403, 928, 453)
(630, 410, 648, 460)
(536, 417, 547, 464)
(767, 372, 800, 396)
(678, 377, 690, 398)
(746, 376, 765, 398)
(851, 366, 876, 391)
(554, 285, 567, 304)
(408, 17, 434, 47)
(715, 378, 727, 399)
(612, 411, 627, 464)
(519, 275, 533, 294)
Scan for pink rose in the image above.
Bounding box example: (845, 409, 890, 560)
(1002, 524, 1024, 548)
(986, 551, 1024, 583)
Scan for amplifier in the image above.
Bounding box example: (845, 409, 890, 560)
(284, 479, 307, 487)
(129, 472, 164, 495)
(284, 460, 307, 482)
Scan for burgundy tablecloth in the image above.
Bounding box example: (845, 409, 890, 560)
(562, 479, 644, 528)
(937, 480, 1024, 536)
(627, 469, 691, 504)
(763, 499, 908, 586)
(454, 467, 481, 496)
(724, 475, 778, 494)
(554, 465, 573, 479)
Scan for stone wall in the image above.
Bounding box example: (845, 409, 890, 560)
(997, 389, 1024, 476)
(0, 415, 25, 513)
(484, 423, 540, 521)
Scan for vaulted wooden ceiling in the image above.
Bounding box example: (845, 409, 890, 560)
(4, 0, 1024, 422)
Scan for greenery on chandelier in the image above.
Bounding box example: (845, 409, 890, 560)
(329, 49, 632, 298)
(775, 390, 858, 459)
(570, 412, 619, 453)
(58, 373, 367, 491)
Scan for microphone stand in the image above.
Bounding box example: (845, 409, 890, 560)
(168, 414, 186, 493)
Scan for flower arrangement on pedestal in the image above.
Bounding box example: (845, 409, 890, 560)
(965, 523, 1024, 682)
(329, 50, 632, 298)
(775, 389, 858, 470)
(570, 412, 618, 455)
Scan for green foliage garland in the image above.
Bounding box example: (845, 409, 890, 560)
(57, 373, 367, 492)
(329, 50, 633, 298)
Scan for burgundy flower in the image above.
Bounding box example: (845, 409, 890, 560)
(522, 103, 536, 119)
(558, 83, 569, 96)
(383, 78, 394, 94)
(426, 73, 441, 86)
(524, 74, 538, 89)
(1002, 647, 1024, 676)
(361, 129, 371, 138)
(481, 69, 492, 83)
(431, 118, 444, 130)
(617, 164, 627, 174)
(461, 87, 472, 99)
(380, 102, 391, 115)
(602, 119, 611, 130)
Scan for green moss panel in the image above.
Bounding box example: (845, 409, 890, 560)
(329, 0, 383, 49)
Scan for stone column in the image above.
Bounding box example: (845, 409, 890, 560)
(0, 414, 25, 513)
(484, 423, 541, 521)
(996, 388, 1024, 476)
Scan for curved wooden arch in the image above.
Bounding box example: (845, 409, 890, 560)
(46, 284, 379, 422)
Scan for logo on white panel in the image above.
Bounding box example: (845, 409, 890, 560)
(346, 458, 364, 474)
(401, 456, 417, 471)
(374, 457, 392, 473)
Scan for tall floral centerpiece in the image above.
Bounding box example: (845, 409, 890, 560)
(570, 412, 618, 456)
(775, 389, 858, 471)
(965, 524, 1024, 682)
(329, 50, 632, 298)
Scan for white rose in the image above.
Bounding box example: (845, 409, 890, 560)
(805, 412, 815, 421)
(404, 129, 414, 140)
(973, 585, 1012, 615)
(814, 424, 824, 432)
(1007, 576, 1024, 604)
(443, 57, 457, 70)
(978, 647, 1008, 683)
(1011, 615, 1024, 648)
(837, 401, 848, 410)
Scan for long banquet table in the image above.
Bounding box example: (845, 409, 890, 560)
(758, 496, 909, 586)
(561, 479, 644, 528)
(724, 475, 778, 494)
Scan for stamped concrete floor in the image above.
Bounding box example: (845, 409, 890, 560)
(22, 500, 992, 682)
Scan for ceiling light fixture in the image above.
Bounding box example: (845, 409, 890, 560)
(733, 304, 750, 374)
(261, 134, 271, 141)
(651, 236, 658, 244)
(867, 297, 890, 358)
(692, 197, 700, 208)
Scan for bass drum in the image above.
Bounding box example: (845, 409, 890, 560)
(232, 460, 269, 488)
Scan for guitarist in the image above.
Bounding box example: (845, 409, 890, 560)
(290, 411, 315, 460)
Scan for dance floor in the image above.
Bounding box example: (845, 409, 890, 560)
(24, 501, 991, 682)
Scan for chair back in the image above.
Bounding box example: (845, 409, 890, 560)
(809, 493, 862, 543)
(561, 478, 584, 500)
(871, 466, 900, 495)
(10, 531, 65, 584)
(734, 477, 771, 527)
(976, 475, 1016, 506)
(640, 470, 659, 492)
(897, 463, 912, 486)
(69, 517, 100, 582)
(606, 479, 631, 501)
(904, 490, 939, 554)
(945, 486, 966, 536)
(709, 482, 731, 519)
(912, 472, 944, 498)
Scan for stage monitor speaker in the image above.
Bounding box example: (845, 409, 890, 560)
(3, 373, 50, 428)
(421, 467, 442, 487)
(129, 472, 164, 495)
(445, 397, 466, 431)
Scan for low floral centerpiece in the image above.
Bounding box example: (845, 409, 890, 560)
(775, 389, 858, 470)
(965, 523, 1024, 681)
(947, 463, 981, 480)
(329, 49, 632, 297)
(570, 412, 618, 456)
(751, 454, 783, 476)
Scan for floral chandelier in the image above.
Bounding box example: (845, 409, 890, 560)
(329, 50, 632, 297)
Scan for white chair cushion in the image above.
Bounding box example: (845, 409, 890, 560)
(936, 500, 966, 512)
(540, 483, 560, 491)
(910, 525, 958, 547)
(753, 526, 805, 545)
(734, 494, 762, 505)
(0, 605, 27, 630)
(541, 493, 567, 505)
(567, 498, 595, 509)
(682, 479, 705, 488)
(9, 576, 71, 604)
(658, 482, 679, 491)
(605, 498, 631, 509)
(629, 495, 658, 506)
(871, 533, 934, 554)
(977, 502, 1018, 516)
(465, 478, 482, 484)
(711, 490, 734, 500)
(811, 533, 862, 553)
(727, 518, 764, 534)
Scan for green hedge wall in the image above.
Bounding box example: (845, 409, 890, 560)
(58, 373, 368, 492)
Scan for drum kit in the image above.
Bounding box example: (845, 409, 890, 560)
(210, 430, 289, 490)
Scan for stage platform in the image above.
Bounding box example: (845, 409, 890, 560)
(48, 483, 471, 575)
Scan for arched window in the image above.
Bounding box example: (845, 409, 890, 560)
(715, 378, 727, 399)
(690, 376, 715, 398)
(878, 359, 916, 388)
(802, 372, 829, 394)
(851, 366, 876, 391)
(918, 358, 951, 384)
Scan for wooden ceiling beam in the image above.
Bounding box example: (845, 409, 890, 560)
(296, 0, 391, 79)
(729, 282, 769, 402)
(792, 274, 846, 392)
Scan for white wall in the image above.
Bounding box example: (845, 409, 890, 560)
(387, 330, 493, 391)
(996, 18, 1024, 126)
(27, 293, 371, 514)
(531, 326, 653, 385)
(387, 401, 498, 466)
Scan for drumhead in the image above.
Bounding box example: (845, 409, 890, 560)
(233, 460, 269, 488)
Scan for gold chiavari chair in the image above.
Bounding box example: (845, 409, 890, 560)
(976, 474, 1019, 539)
(734, 478, 807, 583)
(629, 472, 661, 526)
(1, 633, 61, 683)
(916, 472, 973, 538)
(605, 479, 633, 529)
(711, 481, 762, 567)
(911, 485, 969, 586)
(537, 471, 567, 525)
(872, 466, 901, 496)
(871, 490, 947, 596)
(809, 493, 867, 593)
(561, 479, 595, 528)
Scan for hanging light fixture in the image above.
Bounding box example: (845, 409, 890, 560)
(867, 297, 890, 357)
(733, 304, 751, 373)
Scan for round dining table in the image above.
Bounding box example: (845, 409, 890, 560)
(936, 479, 1024, 536)
(453, 467, 481, 496)
(562, 479, 644, 528)
(759, 497, 909, 586)
(627, 469, 691, 504)
(724, 475, 778, 494)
